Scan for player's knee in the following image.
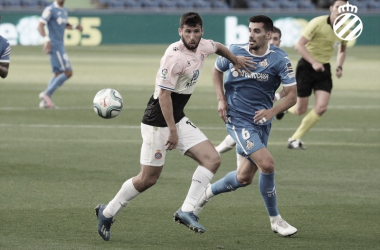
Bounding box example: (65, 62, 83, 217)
(203, 153, 221, 173)
(236, 174, 253, 185)
(315, 106, 327, 116)
(259, 161, 275, 174)
(65, 70, 73, 78)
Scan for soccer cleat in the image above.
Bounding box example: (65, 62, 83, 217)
(173, 208, 206, 233)
(193, 184, 212, 216)
(95, 204, 114, 241)
(276, 111, 287, 120)
(39, 92, 55, 109)
(271, 218, 298, 237)
(287, 138, 306, 150)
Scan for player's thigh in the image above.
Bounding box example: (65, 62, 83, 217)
(176, 117, 208, 155)
(236, 156, 258, 184)
(249, 147, 274, 173)
(140, 123, 168, 167)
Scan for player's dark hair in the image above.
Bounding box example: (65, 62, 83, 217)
(180, 12, 203, 28)
(273, 26, 281, 39)
(248, 15, 273, 33)
(330, 0, 348, 6)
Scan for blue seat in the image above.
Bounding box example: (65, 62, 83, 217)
(159, 0, 177, 8)
(212, 0, 229, 9)
(262, 0, 280, 9)
(298, 1, 316, 9)
(193, 0, 211, 9)
(281, 0, 298, 9)
(124, 0, 141, 8)
(177, 0, 194, 8)
(108, 0, 124, 8)
(367, 1, 380, 9)
(4, 0, 22, 7)
(247, 1, 263, 9)
(21, 0, 39, 8)
(139, 0, 159, 8)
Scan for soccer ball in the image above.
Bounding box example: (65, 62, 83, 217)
(93, 88, 123, 119)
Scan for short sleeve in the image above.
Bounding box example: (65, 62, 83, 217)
(278, 57, 296, 86)
(302, 17, 320, 41)
(0, 40, 11, 62)
(157, 54, 182, 91)
(40, 6, 52, 24)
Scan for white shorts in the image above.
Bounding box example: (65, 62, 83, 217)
(140, 117, 208, 167)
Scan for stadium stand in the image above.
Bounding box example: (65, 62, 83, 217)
(1, 0, 379, 10)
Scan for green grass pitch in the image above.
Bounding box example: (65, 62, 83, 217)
(0, 45, 379, 249)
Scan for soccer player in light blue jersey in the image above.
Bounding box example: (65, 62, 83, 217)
(194, 15, 298, 237)
(37, 0, 83, 108)
(0, 16, 11, 79)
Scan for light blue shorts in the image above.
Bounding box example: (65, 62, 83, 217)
(49, 47, 72, 73)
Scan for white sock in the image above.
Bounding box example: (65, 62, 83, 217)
(103, 178, 140, 218)
(270, 214, 282, 224)
(215, 135, 236, 154)
(181, 166, 214, 212)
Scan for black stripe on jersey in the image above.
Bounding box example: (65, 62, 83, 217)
(141, 92, 192, 127)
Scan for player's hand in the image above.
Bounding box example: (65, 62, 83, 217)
(253, 109, 274, 125)
(77, 24, 84, 32)
(43, 41, 51, 54)
(233, 56, 256, 75)
(312, 62, 325, 72)
(217, 99, 229, 123)
(165, 130, 178, 150)
(336, 67, 342, 78)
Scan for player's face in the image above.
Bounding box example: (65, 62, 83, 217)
(179, 24, 203, 51)
(330, 1, 347, 23)
(269, 32, 281, 47)
(248, 22, 271, 51)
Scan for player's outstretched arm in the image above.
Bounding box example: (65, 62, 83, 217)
(0, 62, 9, 78)
(214, 42, 255, 75)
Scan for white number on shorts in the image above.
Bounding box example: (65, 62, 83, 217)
(242, 128, 250, 140)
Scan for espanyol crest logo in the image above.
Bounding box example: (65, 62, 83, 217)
(333, 1, 363, 41)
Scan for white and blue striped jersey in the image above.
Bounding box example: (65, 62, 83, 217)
(40, 1, 68, 49)
(215, 43, 296, 124)
(0, 36, 11, 63)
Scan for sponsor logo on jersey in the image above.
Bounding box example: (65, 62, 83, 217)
(240, 70, 269, 82)
(260, 59, 269, 68)
(160, 68, 168, 79)
(173, 46, 179, 51)
(155, 150, 162, 159)
(185, 70, 199, 88)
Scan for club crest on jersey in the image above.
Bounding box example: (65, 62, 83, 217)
(160, 68, 168, 79)
(155, 150, 162, 159)
(245, 140, 254, 150)
(185, 70, 199, 88)
(260, 59, 269, 68)
(173, 46, 179, 51)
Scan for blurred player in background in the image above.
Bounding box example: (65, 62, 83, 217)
(0, 16, 11, 79)
(281, 0, 348, 149)
(94, 12, 254, 241)
(194, 15, 298, 237)
(37, 0, 83, 109)
(215, 26, 283, 167)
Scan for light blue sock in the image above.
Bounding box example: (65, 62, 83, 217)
(259, 172, 279, 216)
(211, 171, 245, 195)
(46, 73, 68, 96)
(47, 76, 55, 88)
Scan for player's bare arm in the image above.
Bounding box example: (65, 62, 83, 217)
(0, 62, 9, 78)
(66, 23, 83, 32)
(254, 85, 297, 124)
(214, 42, 256, 75)
(37, 22, 51, 54)
(336, 43, 346, 78)
(158, 88, 178, 150)
(295, 36, 324, 72)
(212, 67, 228, 122)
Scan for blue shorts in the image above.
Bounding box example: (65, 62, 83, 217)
(226, 116, 271, 159)
(49, 47, 72, 73)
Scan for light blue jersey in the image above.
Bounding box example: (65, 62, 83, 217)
(0, 36, 11, 63)
(40, 1, 68, 50)
(215, 43, 296, 125)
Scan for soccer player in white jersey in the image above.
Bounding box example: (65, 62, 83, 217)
(94, 12, 254, 241)
(37, 0, 83, 108)
(0, 16, 11, 79)
(194, 15, 298, 237)
(215, 26, 282, 167)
